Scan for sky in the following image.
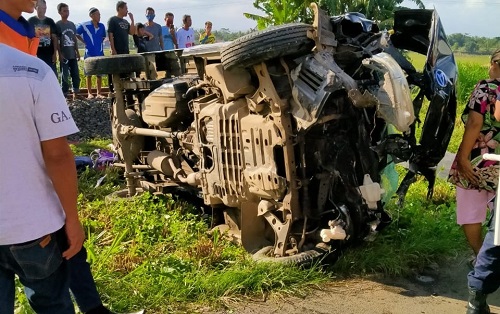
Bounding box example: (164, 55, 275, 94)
(25, 0, 495, 37)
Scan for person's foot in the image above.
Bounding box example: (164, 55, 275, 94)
(466, 289, 490, 314)
(87, 94, 95, 99)
(73, 93, 85, 101)
(95, 94, 106, 99)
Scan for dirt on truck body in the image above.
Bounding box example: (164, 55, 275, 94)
(84, 4, 457, 264)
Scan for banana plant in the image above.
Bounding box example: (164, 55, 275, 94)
(244, 0, 426, 29)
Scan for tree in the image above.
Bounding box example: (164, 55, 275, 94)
(245, 0, 426, 29)
(244, 0, 314, 29)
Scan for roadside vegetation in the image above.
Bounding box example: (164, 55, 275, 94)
(15, 55, 488, 313)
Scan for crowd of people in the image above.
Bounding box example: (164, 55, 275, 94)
(25, 0, 216, 100)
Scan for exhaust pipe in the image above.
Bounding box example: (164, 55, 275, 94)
(146, 150, 201, 186)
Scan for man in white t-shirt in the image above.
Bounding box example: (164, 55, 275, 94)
(176, 14, 194, 48)
(0, 3, 84, 311)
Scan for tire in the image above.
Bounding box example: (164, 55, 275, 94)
(84, 55, 146, 75)
(221, 23, 315, 70)
(252, 244, 333, 266)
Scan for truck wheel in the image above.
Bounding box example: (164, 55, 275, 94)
(252, 244, 333, 266)
(84, 55, 146, 75)
(221, 23, 314, 70)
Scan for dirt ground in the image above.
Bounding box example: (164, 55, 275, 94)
(207, 254, 500, 314)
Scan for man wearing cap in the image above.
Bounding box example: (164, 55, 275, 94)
(76, 7, 106, 99)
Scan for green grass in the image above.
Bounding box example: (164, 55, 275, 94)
(15, 164, 467, 313)
(69, 138, 112, 155)
(334, 175, 464, 275)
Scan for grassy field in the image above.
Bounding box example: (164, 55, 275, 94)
(14, 55, 493, 313)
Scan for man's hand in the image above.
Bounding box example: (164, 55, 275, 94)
(111, 48, 117, 55)
(128, 12, 134, 21)
(62, 216, 85, 259)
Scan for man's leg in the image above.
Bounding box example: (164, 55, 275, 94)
(467, 224, 500, 314)
(468, 227, 500, 294)
(69, 59, 81, 96)
(0, 247, 16, 314)
(61, 61, 70, 97)
(87, 76, 94, 98)
(50, 62, 58, 78)
(12, 229, 75, 314)
(40, 56, 58, 78)
(69, 247, 104, 313)
(108, 74, 114, 95)
(96, 76, 103, 96)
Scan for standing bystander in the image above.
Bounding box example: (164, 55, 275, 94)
(199, 21, 215, 44)
(161, 12, 176, 50)
(108, 0, 135, 55)
(176, 14, 194, 48)
(448, 49, 500, 269)
(461, 51, 500, 314)
(28, 0, 60, 76)
(107, 0, 135, 94)
(2, 2, 143, 314)
(76, 7, 107, 99)
(0, 0, 84, 313)
(56, 2, 81, 100)
(143, 7, 162, 51)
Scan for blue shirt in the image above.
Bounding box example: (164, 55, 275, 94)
(76, 20, 106, 58)
(161, 25, 175, 50)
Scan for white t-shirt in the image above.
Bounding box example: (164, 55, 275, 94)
(176, 27, 195, 48)
(0, 43, 79, 245)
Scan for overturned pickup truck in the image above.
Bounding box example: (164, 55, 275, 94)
(84, 4, 457, 263)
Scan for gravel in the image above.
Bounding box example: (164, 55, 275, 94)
(67, 97, 112, 141)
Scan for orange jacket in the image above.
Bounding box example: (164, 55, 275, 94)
(0, 10, 39, 55)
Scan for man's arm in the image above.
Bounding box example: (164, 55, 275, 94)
(108, 32, 116, 55)
(76, 34, 85, 44)
(75, 25, 85, 45)
(128, 13, 135, 35)
(73, 27, 80, 60)
(52, 32, 61, 63)
(170, 26, 178, 48)
(41, 137, 84, 259)
(159, 26, 164, 50)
